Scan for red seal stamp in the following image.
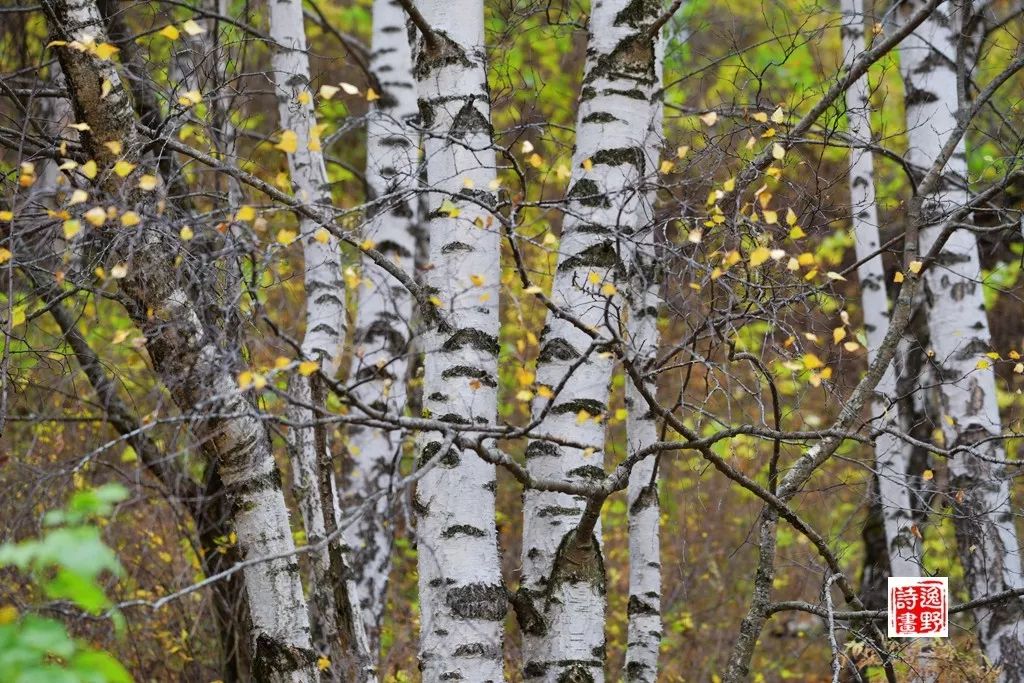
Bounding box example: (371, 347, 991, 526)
(888, 577, 948, 638)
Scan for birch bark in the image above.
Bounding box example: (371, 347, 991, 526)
(624, 27, 665, 683)
(518, 0, 663, 678)
(40, 1, 317, 680)
(840, 0, 921, 578)
(898, 1, 1024, 676)
(343, 0, 420, 654)
(267, 0, 349, 670)
(409, 1, 506, 679)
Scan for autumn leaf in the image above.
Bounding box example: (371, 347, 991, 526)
(235, 205, 256, 222)
(182, 19, 205, 35)
(276, 229, 298, 245)
(159, 25, 181, 40)
(319, 85, 340, 100)
(179, 226, 194, 240)
(298, 360, 319, 376)
(749, 246, 771, 268)
(81, 160, 98, 179)
(138, 175, 158, 191)
(700, 111, 718, 126)
(276, 130, 298, 154)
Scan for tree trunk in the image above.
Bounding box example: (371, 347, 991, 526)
(898, 1, 1024, 677)
(840, 0, 921, 578)
(40, 0, 318, 679)
(519, 0, 663, 679)
(343, 0, 420, 656)
(409, 2, 507, 680)
(624, 25, 665, 683)
(267, 1, 375, 678)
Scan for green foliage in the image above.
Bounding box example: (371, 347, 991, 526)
(0, 485, 131, 683)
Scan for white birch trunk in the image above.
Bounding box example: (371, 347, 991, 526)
(519, 0, 662, 678)
(840, 0, 921, 579)
(41, 2, 317, 679)
(268, 4, 376, 678)
(624, 27, 665, 683)
(898, 1, 1024, 676)
(409, 2, 506, 680)
(343, 0, 420, 654)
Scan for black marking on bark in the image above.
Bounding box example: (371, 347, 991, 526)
(526, 441, 560, 459)
(567, 179, 610, 208)
(441, 524, 486, 538)
(592, 146, 645, 172)
(427, 391, 449, 402)
(438, 413, 471, 425)
(450, 99, 492, 139)
(550, 398, 605, 416)
(446, 582, 507, 620)
(613, 0, 659, 27)
(441, 241, 473, 254)
(538, 338, 581, 363)
(442, 328, 500, 354)
(628, 482, 658, 513)
(442, 365, 498, 386)
(538, 505, 580, 518)
(251, 632, 317, 680)
(511, 586, 547, 636)
(581, 111, 619, 124)
(413, 30, 472, 80)
(558, 241, 622, 273)
(568, 465, 606, 480)
(628, 594, 659, 616)
(375, 239, 413, 257)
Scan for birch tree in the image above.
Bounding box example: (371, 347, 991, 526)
(344, 0, 420, 652)
(898, 0, 1024, 673)
(840, 0, 921, 579)
(518, 0, 665, 678)
(268, 1, 375, 677)
(38, 0, 318, 680)
(406, 0, 506, 678)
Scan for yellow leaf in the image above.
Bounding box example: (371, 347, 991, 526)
(93, 43, 119, 60)
(276, 130, 298, 154)
(803, 353, 825, 370)
(893, 271, 905, 283)
(0, 248, 11, 264)
(537, 385, 554, 399)
(428, 295, 442, 307)
(723, 177, 735, 192)
(516, 389, 534, 401)
(344, 267, 361, 289)
(298, 360, 319, 376)
(833, 327, 846, 344)
(787, 257, 800, 271)
(121, 211, 140, 227)
(786, 208, 797, 226)
(319, 85, 340, 100)
(103, 140, 122, 155)
(677, 145, 690, 159)
(11, 305, 26, 328)
(112, 329, 130, 344)
(521, 140, 534, 154)
(47, 40, 68, 48)
(700, 111, 718, 126)
(63, 219, 82, 239)
(749, 246, 771, 267)
(528, 153, 543, 168)
(138, 175, 158, 191)
(360, 239, 375, 250)
(600, 282, 617, 296)
(110, 263, 128, 279)
(81, 160, 98, 179)
(576, 410, 592, 425)
(469, 273, 485, 286)
(277, 228, 297, 245)
(339, 82, 359, 95)
(83, 206, 106, 226)
(297, 90, 311, 106)
(317, 657, 331, 672)
(438, 201, 460, 218)
(908, 260, 923, 274)
(762, 209, 778, 225)
(582, 158, 593, 171)
(178, 90, 202, 107)
(114, 160, 136, 177)
(179, 225, 194, 240)
(274, 356, 291, 369)
(843, 341, 861, 352)
(314, 228, 330, 243)
(0, 211, 12, 222)
(1009, 350, 1021, 360)
(69, 189, 89, 205)
(771, 143, 786, 160)
(182, 19, 205, 35)
(235, 205, 256, 222)
(587, 271, 601, 285)
(366, 88, 380, 101)
(976, 359, 990, 370)
(159, 24, 181, 40)
(659, 160, 675, 174)
(237, 371, 253, 389)
(825, 271, 846, 281)
(922, 469, 934, 481)
(770, 106, 784, 124)
(797, 252, 815, 266)
(524, 285, 543, 294)
(789, 225, 806, 239)
(752, 111, 768, 123)
(1015, 363, 1023, 374)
